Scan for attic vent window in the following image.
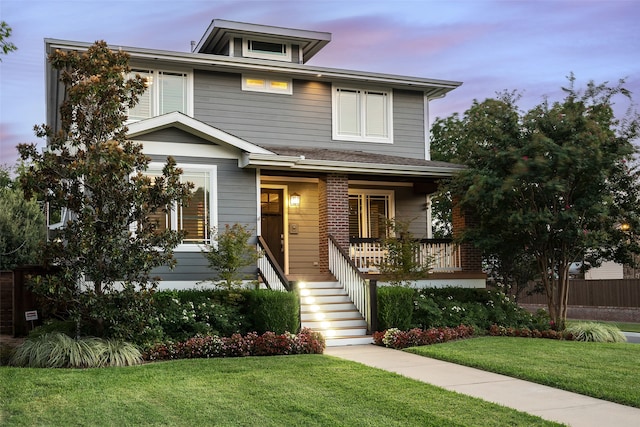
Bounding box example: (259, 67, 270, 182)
(244, 38, 291, 62)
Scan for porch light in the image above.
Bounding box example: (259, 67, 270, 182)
(300, 289, 311, 297)
(620, 223, 631, 232)
(314, 312, 325, 320)
(290, 193, 301, 208)
(305, 296, 315, 304)
(321, 321, 330, 329)
(310, 305, 319, 312)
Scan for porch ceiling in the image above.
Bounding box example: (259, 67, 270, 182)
(241, 146, 465, 178)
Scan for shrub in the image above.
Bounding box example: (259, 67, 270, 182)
(0, 343, 16, 366)
(564, 322, 627, 343)
(412, 287, 540, 330)
(153, 289, 249, 342)
(373, 325, 475, 349)
(377, 286, 414, 330)
(143, 328, 325, 361)
(247, 289, 299, 334)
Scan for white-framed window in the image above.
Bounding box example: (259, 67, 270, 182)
(243, 38, 292, 62)
(242, 75, 293, 95)
(128, 69, 193, 121)
(332, 86, 393, 143)
(348, 189, 395, 238)
(146, 163, 217, 249)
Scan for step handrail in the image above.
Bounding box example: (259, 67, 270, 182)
(328, 234, 377, 333)
(257, 236, 291, 292)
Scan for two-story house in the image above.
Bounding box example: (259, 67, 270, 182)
(45, 20, 484, 344)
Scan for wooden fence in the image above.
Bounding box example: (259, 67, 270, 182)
(517, 279, 640, 307)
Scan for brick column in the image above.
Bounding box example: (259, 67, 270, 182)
(452, 203, 483, 273)
(318, 173, 349, 273)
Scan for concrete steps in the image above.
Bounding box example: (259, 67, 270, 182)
(298, 281, 373, 347)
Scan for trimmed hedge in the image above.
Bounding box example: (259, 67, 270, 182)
(246, 289, 300, 334)
(377, 286, 415, 331)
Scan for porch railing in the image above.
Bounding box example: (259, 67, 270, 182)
(257, 236, 291, 292)
(349, 238, 461, 273)
(328, 235, 377, 333)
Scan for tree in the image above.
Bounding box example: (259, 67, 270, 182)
(0, 21, 17, 59)
(0, 167, 45, 269)
(17, 41, 192, 340)
(432, 76, 640, 329)
(202, 223, 261, 290)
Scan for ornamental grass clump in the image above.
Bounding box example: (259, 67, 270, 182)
(564, 322, 627, 343)
(10, 333, 142, 368)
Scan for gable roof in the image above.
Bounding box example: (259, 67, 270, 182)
(194, 19, 331, 63)
(126, 112, 273, 155)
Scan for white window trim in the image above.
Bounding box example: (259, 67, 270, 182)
(332, 85, 394, 144)
(242, 74, 293, 95)
(348, 189, 395, 238)
(127, 68, 194, 122)
(243, 38, 292, 62)
(148, 162, 217, 252)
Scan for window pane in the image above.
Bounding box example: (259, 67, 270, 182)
(348, 196, 361, 238)
(368, 196, 388, 239)
(249, 40, 286, 55)
(180, 172, 209, 243)
(128, 70, 151, 120)
(159, 72, 186, 115)
(337, 89, 360, 136)
(365, 91, 387, 137)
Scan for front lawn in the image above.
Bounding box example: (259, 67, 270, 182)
(0, 355, 560, 426)
(406, 336, 640, 408)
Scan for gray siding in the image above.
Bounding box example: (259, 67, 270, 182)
(193, 70, 426, 158)
(135, 128, 210, 145)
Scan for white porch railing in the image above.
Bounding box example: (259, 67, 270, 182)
(349, 238, 462, 273)
(328, 235, 376, 333)
(257, 236, 290, 292)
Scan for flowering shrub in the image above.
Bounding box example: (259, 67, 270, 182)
(143, 328, 325, 361)
(488, 324, 566, 340)
(411, 287, 548, 331)
(373, 325, 475, 349)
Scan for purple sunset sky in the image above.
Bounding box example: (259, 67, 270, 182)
(1, 0, 638, 167)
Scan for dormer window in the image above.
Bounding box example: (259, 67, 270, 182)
(243, 38, 291, 62)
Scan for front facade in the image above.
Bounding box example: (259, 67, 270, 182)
(45, 19, 484, 292)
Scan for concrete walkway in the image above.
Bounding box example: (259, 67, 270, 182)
(325, 344, 640, 427)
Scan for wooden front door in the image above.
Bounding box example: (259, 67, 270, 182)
(260, 188, 285, 270)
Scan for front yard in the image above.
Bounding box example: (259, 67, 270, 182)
(407, 336, 640, 408)
(0, 354, 558, 426)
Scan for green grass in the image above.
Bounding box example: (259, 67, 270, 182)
(407, 336, 640, 408)
(0, 355, 560, 426)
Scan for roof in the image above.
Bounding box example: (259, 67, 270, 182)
(126, 113, 464, 178)
(241, 146, 465, 177)
(194, 19, 331, 63)
(45, 39, 462, 97)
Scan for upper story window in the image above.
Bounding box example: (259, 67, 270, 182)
(243, 38, 292, 62)
(242, 75, 292, 95)
(332, 86, 393, 143)
(128, 69, 192, 121)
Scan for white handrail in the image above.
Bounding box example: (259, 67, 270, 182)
(328, 237, 372, 328)
(257, 254, 288, 292)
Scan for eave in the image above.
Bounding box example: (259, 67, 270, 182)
(45, 39, 462, 97)
(241, 153, 463, 178)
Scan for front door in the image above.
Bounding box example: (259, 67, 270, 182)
(260, 188, 285, 270)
